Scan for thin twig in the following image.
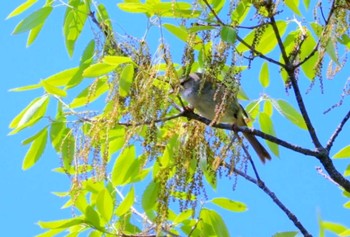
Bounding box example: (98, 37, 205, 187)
(117, 112, 185, 127)
(236, 22, 271, 30)
(295, 0, 336, 68)
(326, 110, 350, 151)
(201, 0, 285, 68)
(315, 166, 340, 187)
(241, 145, 261, 181)
(225, 163, 312, 237)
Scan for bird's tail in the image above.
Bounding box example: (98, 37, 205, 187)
(243, 132, 271, 163)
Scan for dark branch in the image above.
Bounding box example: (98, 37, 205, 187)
(116, 113, 185, 127)
(180, 109, 319, 157)
(269, 16, 289, 66)
(201, 0, 285, 68)
(227, 163, 312, 237)
(326, 109, 350, 151)
(288, 73, 322, 148)
(316, 153, 350, 192)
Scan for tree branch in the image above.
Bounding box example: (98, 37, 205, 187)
(226, 163, 312, 237)
(326, 109, 350, 152)
(201, 0, 285, 68)
(294, 0, 336, 68)
(316, 153, 350, 192)
(181, 110, 350, 192)
(180, 109, 319, 157)
(269, 16, 289, 66)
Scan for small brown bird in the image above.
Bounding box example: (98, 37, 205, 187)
(179, 72, 271, 163)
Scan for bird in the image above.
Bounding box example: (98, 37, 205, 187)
(179, 72, 271, 163)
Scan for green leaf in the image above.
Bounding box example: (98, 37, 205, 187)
(343, 200, 350, 209)
(285, 0, 301, 16)
(333, 145, 350, 159)
(21, 126, 47, 145)
(303, 0, 311, 9)
(67, 40, 96, 89)
(173, 209, 193, 224)
(272, 99, 307, 129)
(52, 191, 69, 197)
(163, 23, 188, 42)
(273, 231, 298, 237)
(26, 21, 44, 46)
(9, 95, 49, 135)
(73, 192, 89, 214)
(43, 67, 80, 87)
(12, 6, 52, 34)
(36, 228, 65, 237)
(199, 209, 229, 237)
(9, 84, 42, 92)
(220, 26, 236, 44)
(310, 22, 340, 65)
(6, 0, 38, 19)
(211, 197, 247, 212)
(338, 34, 350, 49)
(263, 99, 273, 116)
(22, 127, 48, 170)
(321, 221, 348, 235)
(245, 99, 260, 121)
(81, 40, 96, 65)
(41, 80, 67, 97)
(163, 23, 202, 50)
(102, 56, 133, 65)
(294, 29, 319, 79)
(344, 165, 350, 177)
(38, 218, 84, 229)
(97, 4, 112, 29)
(107, 127, 126, 156)
(198, 149, 217, 190)
(53, 165, 93, 175)
(118, 2, 150, 14)
(96, 188, 114, 223)
(61, 132, 75, 170)
(83, 63, 117, 78)
(116, 187, 135, 216)
(111, 146, 136, 186)
(63, 1, 89, 57)
(231, 0, 251, 24)
(119, 64, 134, 97)
(208, 0, 225, 14)
(142, 181, 160, 211)
(259, 62, 269, 88)
(50, 121, 68, 152)
(70, 77, 109, 108)
(85, 206, 101, 228)
(236, 21, 287, 54)
(88, 230, 103, 237)
(340, 229, 350, 237)
(259, 112, 279, 156)
(118, 1, 199, 18)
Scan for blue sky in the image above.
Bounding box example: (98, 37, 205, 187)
(2, 1, 350, 236)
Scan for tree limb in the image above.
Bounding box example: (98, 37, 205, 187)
(201, 0, 285, 68)
(326, 109, 350, 152)
(180, 109, 319, 157)
(226, 163, 312, 237)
